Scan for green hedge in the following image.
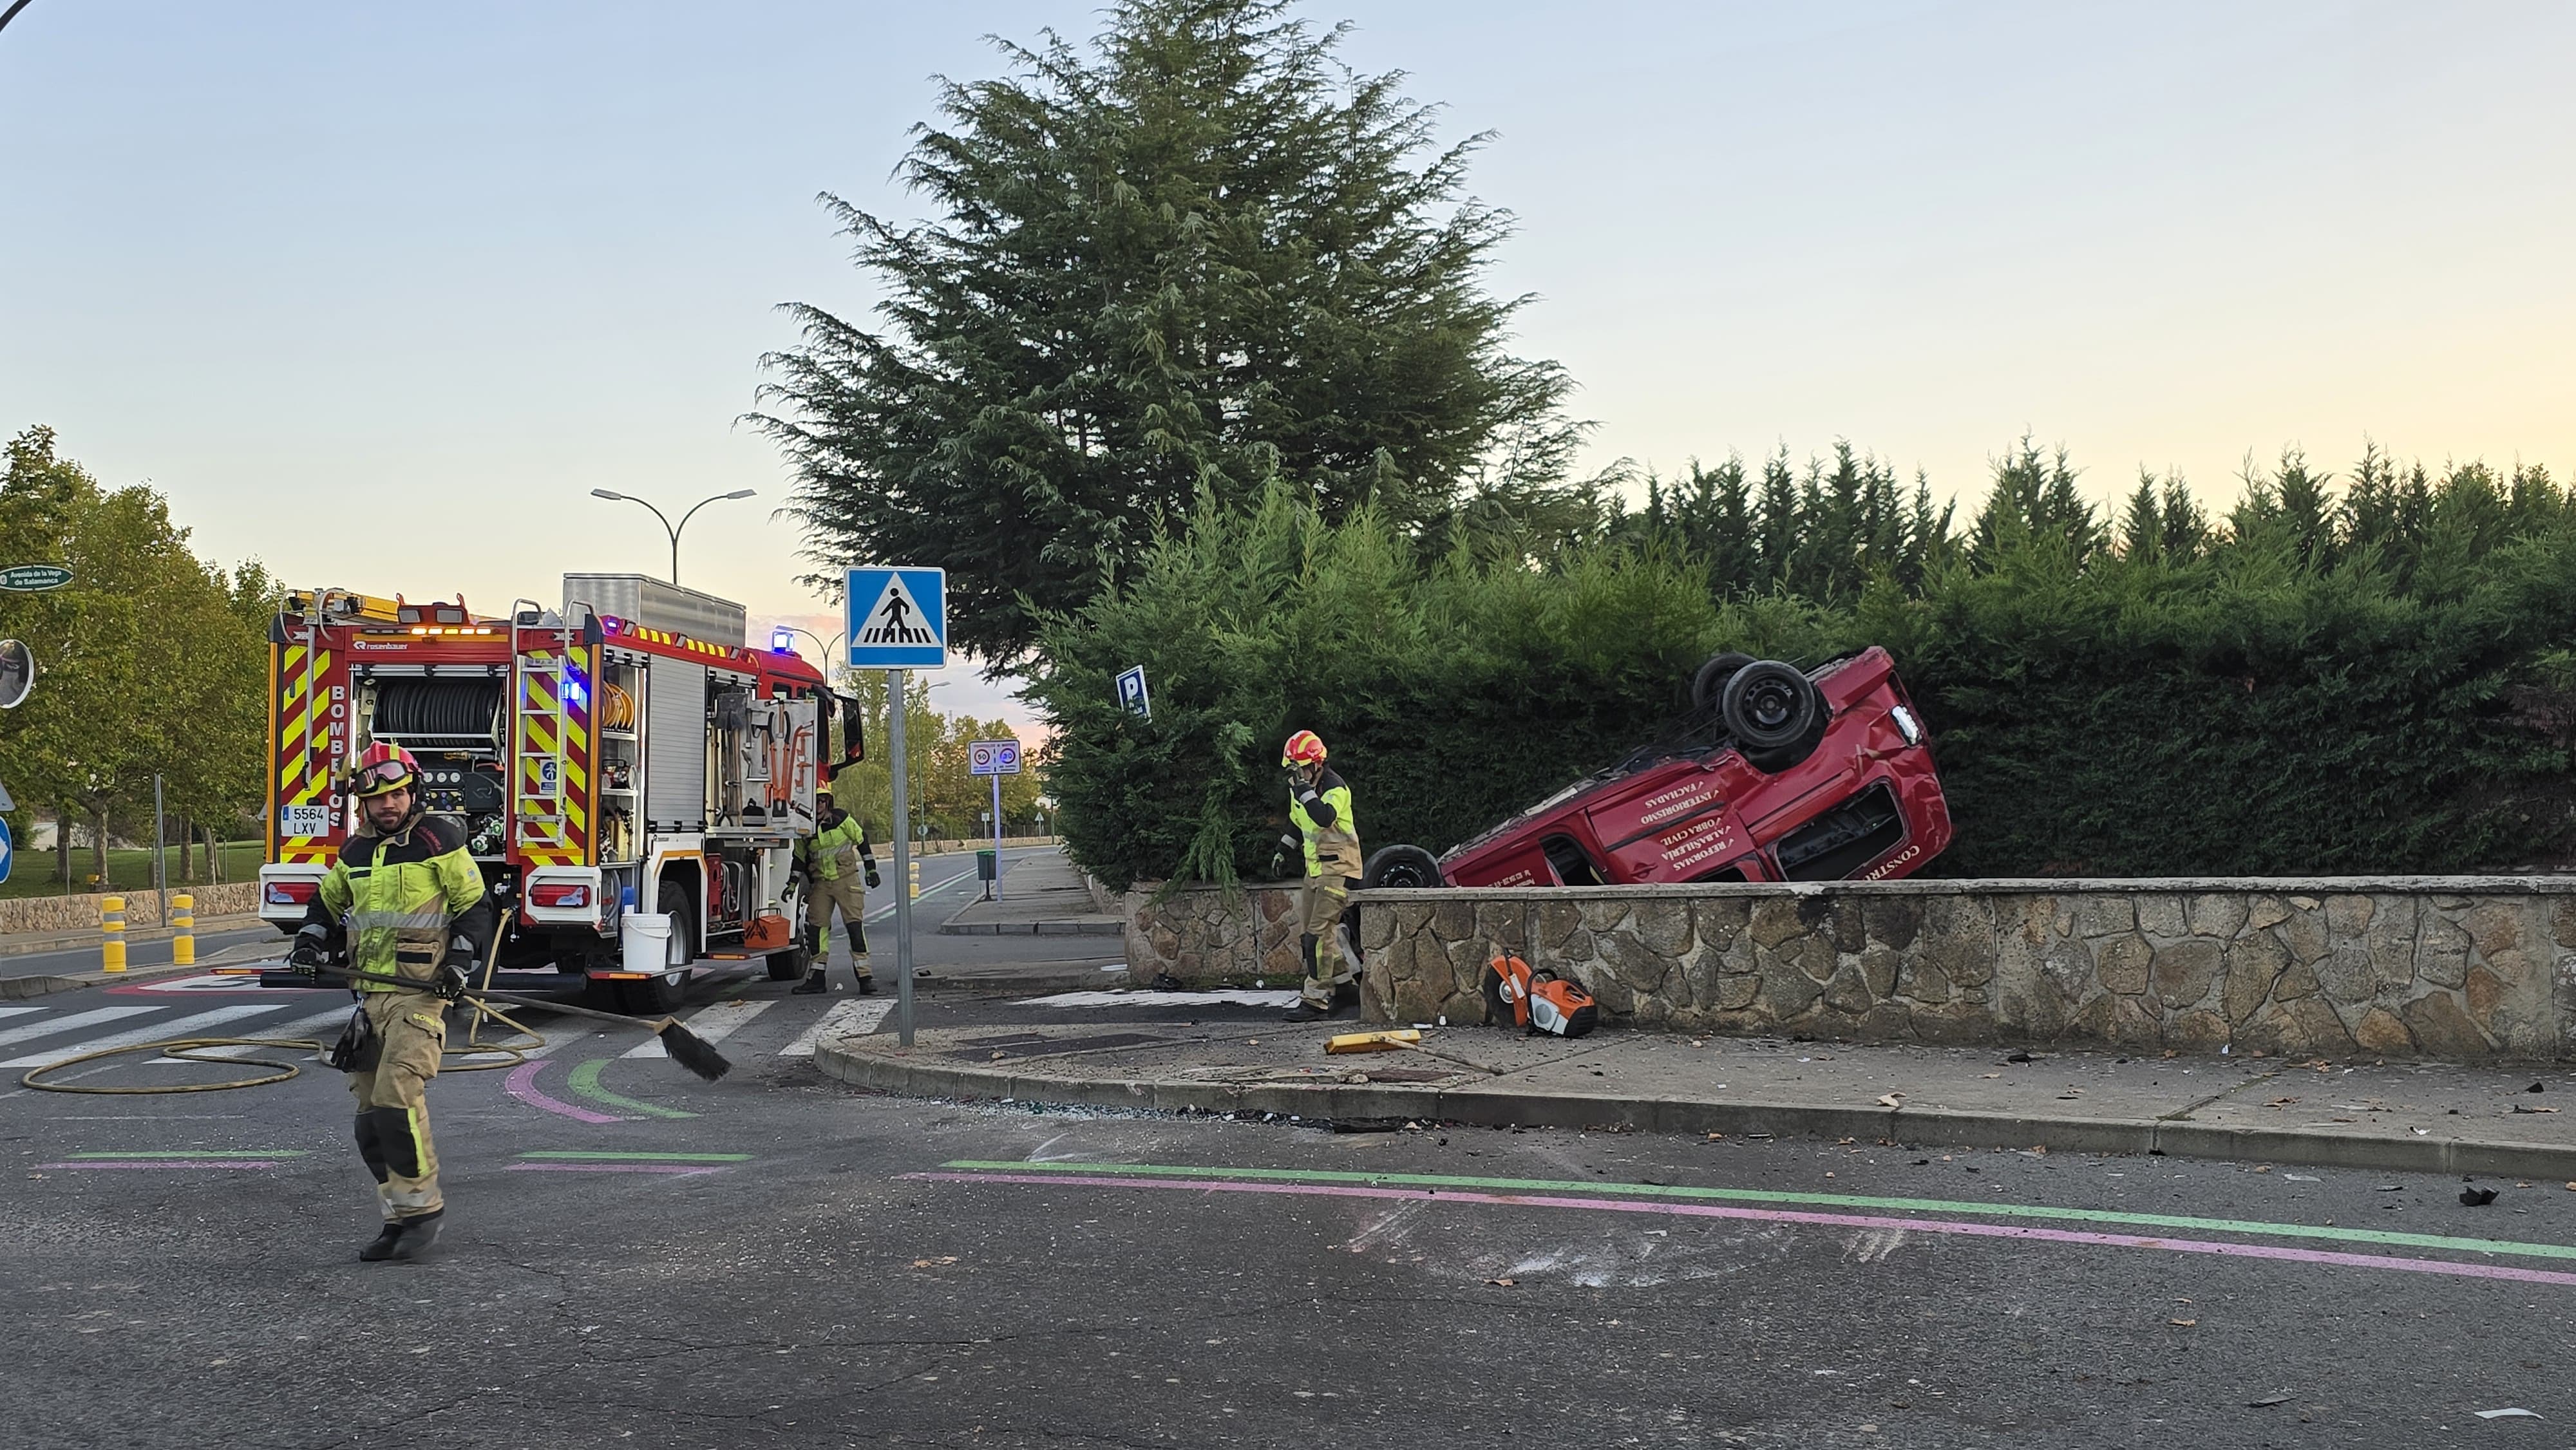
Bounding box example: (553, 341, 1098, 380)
(1030, 482, 2576, 890)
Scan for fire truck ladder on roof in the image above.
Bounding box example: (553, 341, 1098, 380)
(513, 625, 573, 857)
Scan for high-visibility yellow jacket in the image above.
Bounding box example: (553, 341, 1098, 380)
(1290, 768, 1362, 880)
(800, 808, 876, 882)
(301, 814, 493, 992)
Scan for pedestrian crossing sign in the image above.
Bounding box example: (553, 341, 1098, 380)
(843, 568, 947, 668)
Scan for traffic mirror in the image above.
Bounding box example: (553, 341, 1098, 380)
(0, 639, 30, 710)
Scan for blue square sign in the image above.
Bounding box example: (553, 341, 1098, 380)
(844, 568, 947, 668)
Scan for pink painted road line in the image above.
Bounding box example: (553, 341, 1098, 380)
(36, 1160, 281, 1170)
(908, 1171, 2576, 1291)
(502, 1060, 623, 1124)
(505, 1163, 720, 1176)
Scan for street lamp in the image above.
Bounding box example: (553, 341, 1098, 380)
(589, 487, 755, 585)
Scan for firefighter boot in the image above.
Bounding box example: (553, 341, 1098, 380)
(383, 1210, 444, 1261)
(791, 968, 829, 995)
(357, 1221, 405, 1263)
(853, 954, 875, 995)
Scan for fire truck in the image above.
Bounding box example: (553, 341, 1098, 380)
(255, 574, 860, 1011)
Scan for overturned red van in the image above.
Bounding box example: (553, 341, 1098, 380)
(1362, 647, 1952, 890)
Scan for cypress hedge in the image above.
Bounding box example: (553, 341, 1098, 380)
(1031, 463, 2576, 891)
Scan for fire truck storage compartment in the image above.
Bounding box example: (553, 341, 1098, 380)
(562, 573, 746, 647)
(1774, 782, 1906, 881)
(642, 657, 708, 832)
(369, 677, 506, 747)
(596, 655, 640, 864)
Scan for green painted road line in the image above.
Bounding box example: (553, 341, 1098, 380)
(70, 1151, 308, 1159)
(944, 1159, 2576, 1265)
(520, 1150, 753, 1163)
(566, 1059, 697, 1120)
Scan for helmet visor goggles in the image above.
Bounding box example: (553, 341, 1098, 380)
(351, 756, 417, 798)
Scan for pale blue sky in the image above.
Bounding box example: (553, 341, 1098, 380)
(6, 3, 2571, 727)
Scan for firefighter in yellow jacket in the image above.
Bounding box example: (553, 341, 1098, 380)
(791, 784, 882, 994)
(288, 742, 493, 1263)
(1273, 730, 1362, 1022)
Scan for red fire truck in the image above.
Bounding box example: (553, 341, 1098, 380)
(255, 575, 859, 1010)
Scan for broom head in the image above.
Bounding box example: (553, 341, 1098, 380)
(656, 1021, 733, 1082)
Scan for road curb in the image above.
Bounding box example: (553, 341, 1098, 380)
(807, 1041, 2576, 1179)
(935, 918, 1122, 936)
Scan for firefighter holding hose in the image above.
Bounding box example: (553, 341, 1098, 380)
(1272, 730, 1363, 1023)
(791, 784, 882, 994)
(287, 741, 494, 1263)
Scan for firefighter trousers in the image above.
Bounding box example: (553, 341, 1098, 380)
(805, 874, 871, 977)
(349, 990, 445, 1222)
(1295, 874, 1360, 1009)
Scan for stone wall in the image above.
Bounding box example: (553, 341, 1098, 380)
(1121, 881, 1311, 984)
(1355, 879, 2576, 1062)
(0, 883, 263, 936)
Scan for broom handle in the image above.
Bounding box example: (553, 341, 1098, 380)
(311, 965, 675, 1031)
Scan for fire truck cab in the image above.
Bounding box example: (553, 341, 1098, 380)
(256, 574, 857, 1012)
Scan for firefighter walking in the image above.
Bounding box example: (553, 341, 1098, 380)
(792, 784, 882, 994)
(1273, 730, 1363, 1023)
(288, 742, 493, 1263)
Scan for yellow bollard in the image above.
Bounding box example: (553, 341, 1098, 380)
(101, 896, 127, 974)
(909, 860, 921, 901)
(171, 893, 195, 966)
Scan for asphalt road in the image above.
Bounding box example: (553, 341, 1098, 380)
(0, 847, 1096, 987)
(0, 924, 281, 982)
(6, 945, 2575, 1449)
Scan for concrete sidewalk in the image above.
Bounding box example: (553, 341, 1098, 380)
(938, 849, 1120, 936)
(815, 1007, 2576, 1178)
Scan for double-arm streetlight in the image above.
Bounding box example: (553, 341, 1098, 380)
(589, 487, 755, 585)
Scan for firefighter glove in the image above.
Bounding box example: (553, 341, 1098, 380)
(287, 925, 332, 974)
(436, 935, 478, 998)
(864, 863, 882, 889)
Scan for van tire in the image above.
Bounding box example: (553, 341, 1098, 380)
(1721, 660, 1824, 761)
(1361, 845, 1444, 890)
(1690, 652, 1755, 714)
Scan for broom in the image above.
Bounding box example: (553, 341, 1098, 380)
(309, 965, 732, 1081)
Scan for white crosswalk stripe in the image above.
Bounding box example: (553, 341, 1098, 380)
(779, 997, 894, 1057)
(149, 1006, 356, 1064)
(0, 1005, 164, 1051)
(0, 1004, 297, 1069)
(622, 997, 775, 1059)
(0, 1006, 46, 1020)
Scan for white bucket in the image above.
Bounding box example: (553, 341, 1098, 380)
(621, 913, 674, 976)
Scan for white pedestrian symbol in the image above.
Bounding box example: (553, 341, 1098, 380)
(860, 577, 936, 646)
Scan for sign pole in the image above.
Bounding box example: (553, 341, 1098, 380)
(990, 772, 1004, 901)
(844, 563, 945, 1051)
(887, 668, 914, 1047)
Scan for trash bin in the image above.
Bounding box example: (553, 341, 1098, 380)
(621, 913, 673, 975)
(976, 849, 998, 901)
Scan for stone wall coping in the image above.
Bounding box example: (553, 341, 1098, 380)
(1348, 875, 2576, 903)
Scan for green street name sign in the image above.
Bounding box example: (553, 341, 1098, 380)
(0, 565, 72, 592)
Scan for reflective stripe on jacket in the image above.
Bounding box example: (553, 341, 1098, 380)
(1289, 767, 1361, 879)
(800, 809, 874, 881)
(305, 814, 493, 992)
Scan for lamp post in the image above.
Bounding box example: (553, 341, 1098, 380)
(589, 487, 755, 585)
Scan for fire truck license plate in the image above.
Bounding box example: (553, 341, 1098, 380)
(279, 804, 328, 836)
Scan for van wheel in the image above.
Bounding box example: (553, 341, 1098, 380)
(1362, 844, 1443, 890)
(1723, 659, 1826, 767)
(1690, 652, 1754, 714)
